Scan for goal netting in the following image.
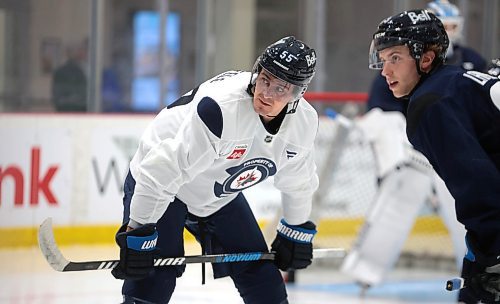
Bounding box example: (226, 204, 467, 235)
(308, 92, 457, 265)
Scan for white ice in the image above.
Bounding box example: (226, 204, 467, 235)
(0, 245, 459, 304)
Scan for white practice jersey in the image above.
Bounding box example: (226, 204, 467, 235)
(129, 71, 319, 225)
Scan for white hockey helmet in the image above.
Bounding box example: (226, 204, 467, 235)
(427, 0, 464, 44)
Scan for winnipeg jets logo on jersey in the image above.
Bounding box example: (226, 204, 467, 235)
(227, 144, 248, 160)
(214, 158, 277, 197)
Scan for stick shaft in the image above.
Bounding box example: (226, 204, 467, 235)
(61, 252, 275, 272)
(446, 277, 464, 291)
(38, 218, 344, 272)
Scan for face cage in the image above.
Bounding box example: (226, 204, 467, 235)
(250, 59, 308, 103)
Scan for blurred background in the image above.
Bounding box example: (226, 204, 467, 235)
(0, 1, 498, 302)
(0, 0, 497, 113)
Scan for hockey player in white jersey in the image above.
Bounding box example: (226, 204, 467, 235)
(111, 36, 319, 304)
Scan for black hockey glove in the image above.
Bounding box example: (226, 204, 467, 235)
(270, 219, 317, 271)
(458, 233, 500, 303)
(111, 223, 158, 280)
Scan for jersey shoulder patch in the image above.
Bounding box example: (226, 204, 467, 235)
(197, 97, 223, 138)
(407, 93, 441, 137)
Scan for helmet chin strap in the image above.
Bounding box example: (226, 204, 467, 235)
(286, 99, 299, 114)
(416, 54, 442, 76)
(415, 59, 425, 75)
(267, 99, 299, 117)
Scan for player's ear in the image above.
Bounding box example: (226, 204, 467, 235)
(420, 50, 436, 72)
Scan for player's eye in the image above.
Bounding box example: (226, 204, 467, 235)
(258, 77, 270, 86)
(275, 86, 286, 94)
(390, 55, 401, 64)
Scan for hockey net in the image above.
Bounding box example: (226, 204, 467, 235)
(306, 91, 457, 265)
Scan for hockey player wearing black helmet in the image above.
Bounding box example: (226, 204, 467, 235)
(366, 0, 487, 115)
(248, 36, 316, 117)
(370, 9, 500, 304)
(112, 36, 319, 304)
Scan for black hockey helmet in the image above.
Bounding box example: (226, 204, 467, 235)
(369, 9, 449, 71)
(257, 36, 316, 87)
(249, 36, 316, 113)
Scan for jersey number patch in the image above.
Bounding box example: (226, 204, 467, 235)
(463, 71, 496, 86)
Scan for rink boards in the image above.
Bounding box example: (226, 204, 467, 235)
(0, 113, 449, 248)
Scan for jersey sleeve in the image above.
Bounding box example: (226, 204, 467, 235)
(274, 149, 319, 225)
(130, 97, 223, 224)
(408, 93, 500, 255)
(273, 110, 319, 226)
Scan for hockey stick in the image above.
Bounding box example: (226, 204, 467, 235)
(38, 218, 345, 272)
(446, 277, 464, 291)
(446, 277, 500, 303)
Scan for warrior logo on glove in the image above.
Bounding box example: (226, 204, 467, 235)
(271, 219, 317, 271)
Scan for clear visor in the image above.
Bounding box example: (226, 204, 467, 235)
(368, 37, 410, 70)
(252, 65, 306, 102)
(368, 40, 384, 70)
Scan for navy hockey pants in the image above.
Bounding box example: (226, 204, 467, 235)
(120, 171, 287, 304)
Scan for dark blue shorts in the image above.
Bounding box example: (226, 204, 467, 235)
(120, 171, 287, 304)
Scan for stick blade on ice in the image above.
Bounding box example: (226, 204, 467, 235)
(38, 217, 70, 272)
